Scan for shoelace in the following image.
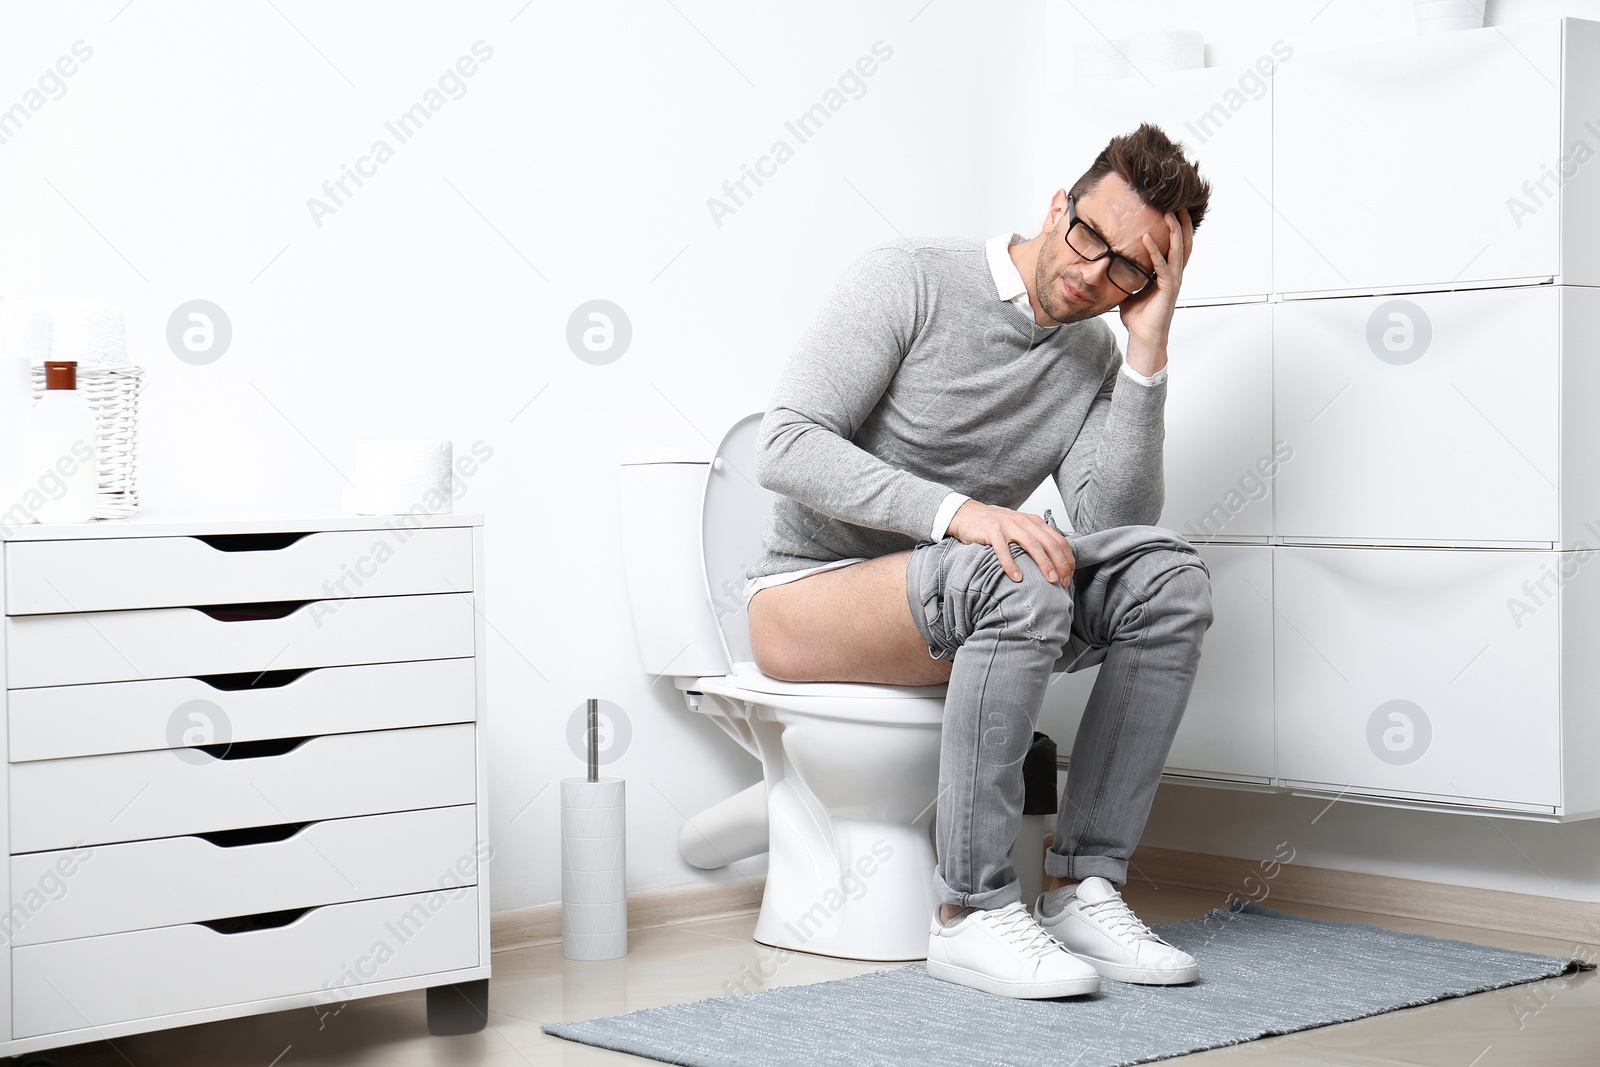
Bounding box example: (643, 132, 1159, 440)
(1079, 893, 1161, 943)
(986, 903, 1066, 960)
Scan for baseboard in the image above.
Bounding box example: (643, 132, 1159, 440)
(492, 849, 1600, 953)
(491, 875, 767, 954)
(1127, 844, 1600, 945)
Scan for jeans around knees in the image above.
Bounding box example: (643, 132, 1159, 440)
(903, 525, 1214, 909)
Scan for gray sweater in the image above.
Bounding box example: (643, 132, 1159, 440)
(748, 237, 1166, 581)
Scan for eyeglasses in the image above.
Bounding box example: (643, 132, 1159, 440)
(1064, 194, 1154, 297)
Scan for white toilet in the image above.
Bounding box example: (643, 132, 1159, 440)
(620, 413, 948, 961)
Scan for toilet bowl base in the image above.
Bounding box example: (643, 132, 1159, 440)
(751, 815, 939, 963)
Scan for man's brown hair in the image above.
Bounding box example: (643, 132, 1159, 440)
(1068, 122, 1211, 233)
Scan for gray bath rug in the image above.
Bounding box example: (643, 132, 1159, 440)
(543, 899, 1592, 1066)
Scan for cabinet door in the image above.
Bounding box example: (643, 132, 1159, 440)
(1039, 64, 1272, 303)
(1038, 543, 1274, 783)
(1273, 287, 1560, 545)
(1274, 546, 1560, 811)
(1146, 302, 1275, 540)
(1273, 20, 1561, 294)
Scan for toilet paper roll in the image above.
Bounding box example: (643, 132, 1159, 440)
(1127, 29, 1205, 75)
(49, 298, 128, 365)
(0, 299, 51, 360)
(340, 439, 454, 516)
(1074, 38, 1130, 84)
(561, 777, 627, 961)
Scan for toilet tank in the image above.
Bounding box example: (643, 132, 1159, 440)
(619, 452, 731, 679)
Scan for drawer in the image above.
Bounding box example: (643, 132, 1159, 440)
(12, 723, 477, 852)
(10, 658, 477, 762)
(11, 805, 479, 945)
(5, 592, 475, 688)
(1273, 546, 1561, 810)
(5, 526, 474, 615)
(14, 886, 480, 1038)
(1273, 286, 1561, 545)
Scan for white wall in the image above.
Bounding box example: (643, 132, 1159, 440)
(0, 0, 1047, 911)
(1048, 0, 1600, 905)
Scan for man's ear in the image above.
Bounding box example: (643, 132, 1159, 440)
(1044, 188, 1069, 233)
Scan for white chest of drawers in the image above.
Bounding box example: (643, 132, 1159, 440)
(0, 513, 491, 1058)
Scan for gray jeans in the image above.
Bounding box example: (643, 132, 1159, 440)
(904, 521, 1214, 910)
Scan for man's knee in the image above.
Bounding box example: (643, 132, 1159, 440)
(950, 540, 1076, 626)
(1147, 553, 1214, 630)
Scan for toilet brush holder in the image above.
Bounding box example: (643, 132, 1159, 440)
(561, 698, 627, 960)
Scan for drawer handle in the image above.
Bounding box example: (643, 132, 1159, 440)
(199, 905, 316, 934)
(193, 532, 314, 552)
(196, 667, 316, 691)
(195, 821, 311, 847)
(192, 735, 315, 761)
(193, 600, 313, 622)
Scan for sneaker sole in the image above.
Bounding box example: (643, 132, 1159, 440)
(1069, 954, 1199, 985)
(925, 957, 1101, 999)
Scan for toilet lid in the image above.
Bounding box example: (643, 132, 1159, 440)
(700, 413, 773, 667)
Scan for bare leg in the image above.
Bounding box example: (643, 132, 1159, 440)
(748, 550, 954, 687)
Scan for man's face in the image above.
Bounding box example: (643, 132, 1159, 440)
(1034, 173, 1171, 326)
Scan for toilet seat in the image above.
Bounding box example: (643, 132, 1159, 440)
(682, 662, 947, 726)
(731, 661, 946, 700)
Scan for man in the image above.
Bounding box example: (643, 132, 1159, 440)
(744, 122, 1214, 999)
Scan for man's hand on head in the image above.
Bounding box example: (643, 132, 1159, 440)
(945, 500, 1075, 586)
(1117, 206, 1194, 372)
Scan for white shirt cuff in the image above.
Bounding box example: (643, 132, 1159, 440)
(1121, 360, 1168, 387)
(931, 492, 970, 541)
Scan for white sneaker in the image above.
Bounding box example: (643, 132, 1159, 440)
(1034, 876, 1199, 985)
(926, 900, 1102, 999)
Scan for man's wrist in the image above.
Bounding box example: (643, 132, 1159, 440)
(931, 492, 971, 540)
(1125, 336, 1168, 378)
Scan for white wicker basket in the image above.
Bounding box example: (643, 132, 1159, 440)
(29, 362, 145, 519)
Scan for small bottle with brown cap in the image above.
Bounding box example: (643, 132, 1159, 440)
(19, 360, 98, 523)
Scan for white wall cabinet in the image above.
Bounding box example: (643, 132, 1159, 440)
(1273, 18, 1600, 296)
(0, 514, 492, 1059)
(1039, 18, 1600, 822)
(1273, 285, 1600, 548)
(1273, 545, 1600, 818)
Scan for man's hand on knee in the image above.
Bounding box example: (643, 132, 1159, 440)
(946, 501, 1075, 586)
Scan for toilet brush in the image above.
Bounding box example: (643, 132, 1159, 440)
(561, 698, 628, 960)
